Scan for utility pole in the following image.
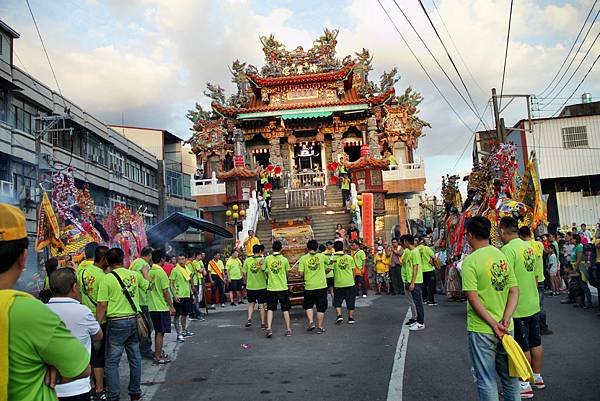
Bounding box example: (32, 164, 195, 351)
(491, 88, 505, 142)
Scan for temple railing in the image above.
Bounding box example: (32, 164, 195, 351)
(382, 161, 425, 181)
(287, 171, 326, 189)
(285, 186, 327, 209)
(190, 172, 225, 197)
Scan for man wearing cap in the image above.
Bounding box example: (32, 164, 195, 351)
(0, 203, 91, 401)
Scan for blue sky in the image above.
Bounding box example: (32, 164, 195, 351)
(2, 0, 599, 195)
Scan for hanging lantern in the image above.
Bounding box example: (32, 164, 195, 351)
(239, 209, 246, 217)
(226, 210, 232, 217)
(232, 204, 239, 211)
(288, 134, 297, 145)
(232, 212, 239, 219)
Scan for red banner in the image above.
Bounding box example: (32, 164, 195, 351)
(362, 193, 374, 249)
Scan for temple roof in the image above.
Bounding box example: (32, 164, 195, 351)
(344, 156, 390, 170)
(246, 64, 354, 88)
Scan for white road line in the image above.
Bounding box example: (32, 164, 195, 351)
(387, 307, 411, 401)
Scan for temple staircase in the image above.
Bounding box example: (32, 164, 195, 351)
(255, 185, 351, 247)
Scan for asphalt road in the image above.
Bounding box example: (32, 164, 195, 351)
(121, 293, 600, 401)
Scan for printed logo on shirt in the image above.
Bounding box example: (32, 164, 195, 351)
(269, 257, 283, 274)
(307, 255, 320, 271)
(522, 247, 535, 272)
(337, 257, 351, 270)
(490, 259, 510, 291)
(123, 274, 137, 297)
(251, 258, 264, 274)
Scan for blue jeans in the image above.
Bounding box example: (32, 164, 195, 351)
(410, 284, 425, 324)
(106, 318, 142, 401)
(537, 285, 548, 330)
(467, 332, 520, 401)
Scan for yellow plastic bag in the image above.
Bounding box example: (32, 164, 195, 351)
(502, 334, 534, 381)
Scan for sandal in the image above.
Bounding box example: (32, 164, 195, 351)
(307, 322, 316, 332)
(285, 330, 292, 337)
(152, 357, 167, 366)
(316, 327, 325, 334)
(266, 329, 273, 338)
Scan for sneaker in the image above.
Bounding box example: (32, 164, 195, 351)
(176, 335, 185, 343)
(285, 330, 292, 337)
(221, 303, 226, 307)
(189, 317, 198, 321)
(409, 323, 425, 331)
(316, 327, 325, 334)
(238, 300, 245, 304)
(405, 318, 417, 326)
(92, 390, 107, 401)
(260, 323, 267, 330)
(362, 294, 367, 298)
(348, 317, 356, 324)
(182, 330, 194, 337)
(519, 382, 534, 399)
(152, 357, 168, 366)
(335, 315, 344, 324)
(245, 320, 252, 328)
(533, 375, 546, 389)
(231, 302, 237, 306)
(266, 329, 273, 338)
(428, 302, 438, 306)
(208, 304, 216, 310)
(307, 322, 316, 332)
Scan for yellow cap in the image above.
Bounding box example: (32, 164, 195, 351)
(0, 203, 27, 242)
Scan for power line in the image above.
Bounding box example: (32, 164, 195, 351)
(499, 0, 514, 109)
(538, 6, 600, 101)
(430, 0, 487, 97)
(388, 0, 491, 130)
(25, 0, 66, 110)
(376, 0, 477, 133)
(551, 52, 600, 117)
(537, 0, 598, 97)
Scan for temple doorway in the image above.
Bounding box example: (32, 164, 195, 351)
(252, 149, 270, 168)
(344, 142, 362, 162)
(291, 141, 324, 187)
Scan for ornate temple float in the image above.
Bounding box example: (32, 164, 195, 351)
(188, 29, 430, 247)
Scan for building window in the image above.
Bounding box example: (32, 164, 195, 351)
(109, 149, 124, 174)
(166, 170, 183, 197)
(562, 126, 588, 149)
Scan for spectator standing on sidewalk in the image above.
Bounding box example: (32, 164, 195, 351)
(0, 203, 91, 401)
(417, 237, 437, 306)
(389, 238, 404, 295)
(350, 241, 368, 298)
(208, 252, 226, 308)
(401, 234, 425, 331)
(47, 268, 103, 401)
(147, 249, 175, 366)
(96, 248, 149, 401)
(462, 216, 520, 401)
(129, 247, 154, 359)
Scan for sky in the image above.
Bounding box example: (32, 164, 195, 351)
(2, 0, 599, 195)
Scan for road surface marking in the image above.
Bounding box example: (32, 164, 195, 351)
(387, 307, 411, 401)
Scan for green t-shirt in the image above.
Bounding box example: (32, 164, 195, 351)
(97, 267, 149, 318)
(129, 257, 150, 306)
(241, 256, 267, 290)
(320, 252, 335, 278)
(148, 264, 170, 312)
(169, 265, 192, 298)
(332, 252, 355, 288)
(530, 240, 545, 283)
(226, 257, 243, 280)
(191, 260, 204, 285)
(76, 259, 94, 273)
(501, 238, 540, 318)
(7, 295, 90, 401)
(570, 243, 583, 263)
(351, 249, 367, 275)
(264, 253, 290, 291)
(77, 263, 105, 315)
(402, 248, 423, 284)
(462, 246, 518, 334)
(298, 252, 327, 290)
(417, 244, 435, 273)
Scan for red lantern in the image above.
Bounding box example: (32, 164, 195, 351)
(264, 183, 273, 191)
(330, 175, 339, 185)
(274, 166, 282, 175)
(266, 165, 274, 173)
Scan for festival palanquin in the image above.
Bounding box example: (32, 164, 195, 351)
(35, 168, 149, 268)
(187, 28, 430, 243)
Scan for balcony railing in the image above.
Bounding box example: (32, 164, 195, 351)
(285, 186, 328, 209)
(382, 161, 426, 181)
(286, 171, 326, 189)
(190, 176, 225, 197)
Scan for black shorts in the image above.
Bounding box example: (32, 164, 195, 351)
(514, 313, 542, 352)
(150, 311, 172, 334)
(303, 288, 328, 313)
(266, 290, 291, 312)
(174, 297, 192, 317)
(326, 277, 335, 288)
(333, 286, 357, 310)
(229, 279, 243, 292)
(246, 288, 267, 304)
(91, 323, 107, 368)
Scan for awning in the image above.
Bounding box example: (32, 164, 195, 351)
(146, 212, 232, 247)
(237, 104, 369, 120)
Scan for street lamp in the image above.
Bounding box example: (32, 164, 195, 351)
(226, 204, 246, 244)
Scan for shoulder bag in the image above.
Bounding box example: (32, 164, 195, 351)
(111, 271, 150, 341)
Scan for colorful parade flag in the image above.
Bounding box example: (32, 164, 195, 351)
(35, 192, 64, 252)
(517, 160, 547, 229)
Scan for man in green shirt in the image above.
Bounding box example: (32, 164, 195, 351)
(129, 246, 154, 359)
(0, 203, 90, 401)
(341, 174, 351, 207)
(323, 242, 335, 299)
(96, 247, 149, 401)
(500, 217, 543, 397)
(462, 216, 520, 401)
(242, 244, 267, 328)
(350, 240, 368, 297)
(148, 249, 175, 365)
(263, 241, 292, 338)
(77, 241, 98, 273)
(171, 254, 195, 342)
(331, 241, 357, 324)
(416, 237, 437, 306)
(225, 249, 244, 306)
(189, 252, 207, 320)
(298, 240, 328, 334)
(78, 244, 109, 400)
(401, 234, 425, 331)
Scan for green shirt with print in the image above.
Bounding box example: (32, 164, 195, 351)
(130, 257, 150, 306)
(97, 267, 149, 318)
(417, 244, 435, 273)
(331, 251, 355, 288)
(169, 265, 192, 298)
(501, 238, 540, 318)
(191, 260, 204, 285)
(530, 240, 545, 283)
(462, 245, 518, 334)
(76, 259, 94, 273)
(148, 264, 170, 312)
(264, 253, 291, 291)
(321, 252, 335, 278)
(7, 294, 90, 401)
(77, 263, 105, 315)
(242, 255, 267, 290)
(226, 257, 243, 280)
(299, 252, 327, 290)
(352, 249, 367, 276)
(402, 248, 423, 284)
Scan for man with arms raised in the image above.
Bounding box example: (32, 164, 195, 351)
(0, 203, 90, 401)
(462, 216, 520, 401)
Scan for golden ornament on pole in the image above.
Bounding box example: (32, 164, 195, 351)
(226, 210, 232, 217)
(232, 212, 239, 219)
(239, 209, 246, 217)
(232, 204, 239, 211)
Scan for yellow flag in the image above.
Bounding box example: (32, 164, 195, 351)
(517, 160, 547, 229)
(35, 192, 64, 252)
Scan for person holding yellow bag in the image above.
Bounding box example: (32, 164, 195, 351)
(462, 216, 521, 401)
